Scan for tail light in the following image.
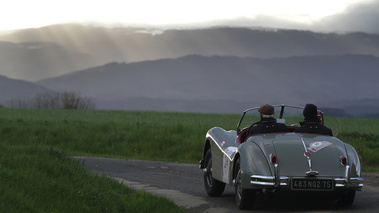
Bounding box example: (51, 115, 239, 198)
(340, 156, 347, 166)
(270, 154, 277, 164)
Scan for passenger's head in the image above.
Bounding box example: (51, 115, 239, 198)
(303, 104, 318, 121)
(258, 104, 275, 118)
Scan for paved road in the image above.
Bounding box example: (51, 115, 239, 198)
(76, 156, 379, 213)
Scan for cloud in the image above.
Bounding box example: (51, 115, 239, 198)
(313, 0, 379, 34)
(1, 0, 378, 34)
(201, 0, 379, 34)
(159, 1, 379, 34)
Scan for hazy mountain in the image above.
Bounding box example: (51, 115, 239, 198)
(1, 24, 379, 81)
(2, 24, 379, 116)
(36, 54, 379, 115)
(0, 41, 97, 81)
(0, 75, 51, 105)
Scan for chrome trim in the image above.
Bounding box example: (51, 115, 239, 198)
(274, 164, 279, 187)
(251, 175, 363, 190)
(279, 176, 290, 186)
(251, 175, 275, 186)
(349, 177, 364, 190)
(334, 178, 346, 187)
(334, 160, 364, 190)
(306, 170, 319, 176)
(334, 177, 364, 190)
(251, 175, 275, 180)
(345, 165, 351, 184)
(299, 136, 313, 172)
(251, 175, 289, 186)
(251, 181, 275, 186)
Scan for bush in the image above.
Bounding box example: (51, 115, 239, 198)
(7, 91, 95, 110)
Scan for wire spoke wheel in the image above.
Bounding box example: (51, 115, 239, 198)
(234, 158, 256, 210)
(205, 155, 213, 187)
(203, 149, 225, 196)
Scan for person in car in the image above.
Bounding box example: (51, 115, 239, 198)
(295, 103, 333, 136)
(248, 104, 288, 135)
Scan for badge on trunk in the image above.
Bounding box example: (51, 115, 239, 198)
(307, 141, 333, 152)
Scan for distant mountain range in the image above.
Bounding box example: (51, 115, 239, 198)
(1, 24, 379, 117)
(35, 54, 379, 116)
(1, 24, 379, 81)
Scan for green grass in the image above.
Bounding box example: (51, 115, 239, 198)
(0, 108, 378, 211)
(1, 108, 378, 168)
(0, 144, 185, 213)
(0, 109, 238, 163)
(0, 109, 194, 212)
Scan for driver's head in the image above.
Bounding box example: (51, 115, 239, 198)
(303, 104, 318, 121)
(258, 104, 275, 118)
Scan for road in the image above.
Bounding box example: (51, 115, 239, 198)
(76, 156, 379, 213)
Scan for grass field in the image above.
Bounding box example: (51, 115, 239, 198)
(0, 109, 241, 163)
(1, 108, 378, 212)
(1, 108, 378, 167)
(0, 144, 185, 213)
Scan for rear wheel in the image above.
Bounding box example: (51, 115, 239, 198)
(234, 158, 256, 210)
(203, 149, 225, 196)
(338, 189, 356, 206)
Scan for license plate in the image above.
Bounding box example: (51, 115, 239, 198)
(292, 178, 333, 191)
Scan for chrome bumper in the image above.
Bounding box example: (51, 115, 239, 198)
(250, 165, 364, 190)
(334, 177, 364, 190)
(250, 175, 363, 190)
(251, 175, 289, 187)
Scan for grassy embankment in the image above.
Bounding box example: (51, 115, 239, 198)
(0, 109, 193, 213)
(1, 108, 378, 212)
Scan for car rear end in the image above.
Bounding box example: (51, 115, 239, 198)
(241, 133, 363, 204)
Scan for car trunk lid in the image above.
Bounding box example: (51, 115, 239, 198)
(254, 133, 347, 177)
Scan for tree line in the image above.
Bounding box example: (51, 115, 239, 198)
(7, 91, 95, 110)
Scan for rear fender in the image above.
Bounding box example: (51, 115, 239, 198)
(200, 140, 211, 169)
(237, 142, 272, 189)
(201, 127, 237, 183)
(345, 143, 361, 177)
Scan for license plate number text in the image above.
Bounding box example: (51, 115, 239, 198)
(292, 179, 333, 191)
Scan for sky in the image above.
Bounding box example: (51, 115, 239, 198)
(1, 0, 379, 34)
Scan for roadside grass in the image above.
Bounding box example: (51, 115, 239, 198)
(0, 143, 186, 213)
(0, 108, 378, 211)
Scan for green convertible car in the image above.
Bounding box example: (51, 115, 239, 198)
(199, 105, 363, 210)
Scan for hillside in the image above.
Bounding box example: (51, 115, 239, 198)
(0, 75, 51, 105)
(1, 24, 379, 81)
(2, 24, 379, 116)
(0, 41, 97, 81)
(36, 54, 379, 115)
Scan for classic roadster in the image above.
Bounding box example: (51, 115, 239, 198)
(199, 105, 363, 210)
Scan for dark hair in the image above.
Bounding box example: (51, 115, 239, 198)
(303, 104, 318, 121)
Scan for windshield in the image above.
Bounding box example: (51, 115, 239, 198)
(237, 105, 306, 133)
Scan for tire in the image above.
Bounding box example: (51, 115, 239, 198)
(234, 158, 256, 210)
(338, 189, 356, 206)
(203, 149, 225, 197)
